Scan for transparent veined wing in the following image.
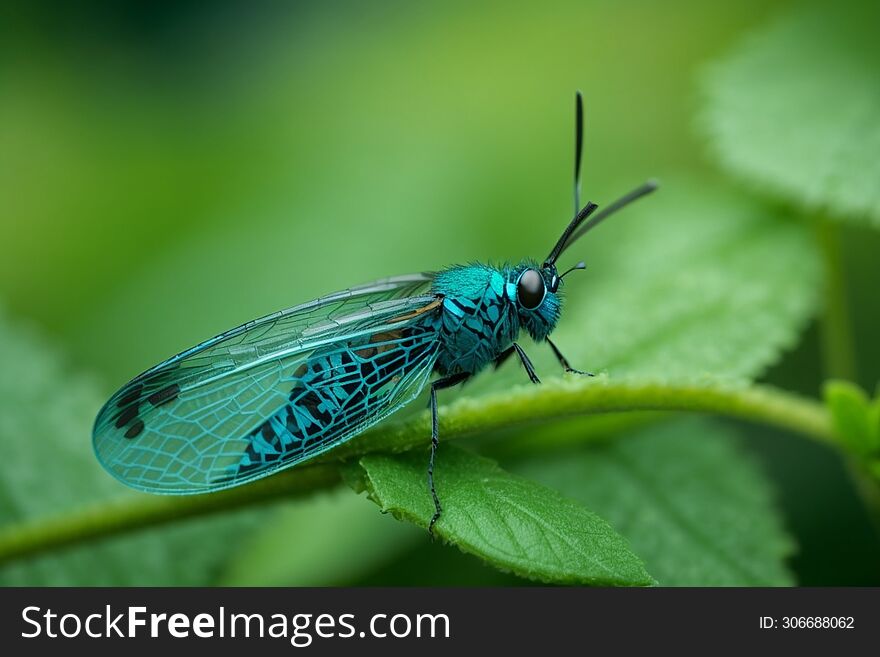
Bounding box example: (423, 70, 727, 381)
(93, 273, 443, 494)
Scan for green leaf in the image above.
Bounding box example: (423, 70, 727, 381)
(870, 402, 880, 454)
(514, 418, 796, 586)
(823, 380, 879, 456)
(0, 306, 260, 585)
(356, 446, 654, 586)
(702, 2, 880, 227)
(218, 488, 421, 586)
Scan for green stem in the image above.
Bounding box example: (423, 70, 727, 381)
(844, 459, 880, 540)
(0, 465, 340, 567)
(333, 380, 835, 459)
(816, 219, 857, 381)
(0, 380, 833, 566)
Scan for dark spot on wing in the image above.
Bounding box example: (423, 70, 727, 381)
(115, 403, 139, 428)
(113, 381, 180, 438)
(117, 385, 143, 408)
(148, 383, 180, 407)
(124, 419, 144, 439)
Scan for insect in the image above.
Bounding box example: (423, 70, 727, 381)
(93, 93, 656, 534)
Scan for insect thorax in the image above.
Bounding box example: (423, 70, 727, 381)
(431, 264, 524, 376)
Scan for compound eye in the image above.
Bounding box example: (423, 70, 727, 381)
(517, 269, 546, 310)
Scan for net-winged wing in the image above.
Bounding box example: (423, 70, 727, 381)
(93, 274, 442, 493)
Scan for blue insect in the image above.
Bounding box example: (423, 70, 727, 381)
(93, 93, 656, 533)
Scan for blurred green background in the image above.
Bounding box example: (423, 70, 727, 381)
(1, 0, 878, 585)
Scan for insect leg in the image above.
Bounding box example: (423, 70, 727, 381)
(428, 371, 470, 538)
(494, 345, 516, 369)
(512, 342, 541, 384)
(546, 337, 594, 376)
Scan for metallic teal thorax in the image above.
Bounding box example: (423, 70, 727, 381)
(430, 261, 563, 376)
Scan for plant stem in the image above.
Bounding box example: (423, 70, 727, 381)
(0, 465, 340, 567)
(816, 219, 857, 381)
(844, 459, 880, 540)
(0, 381, 833, 566)
(332, 380, 835, 459)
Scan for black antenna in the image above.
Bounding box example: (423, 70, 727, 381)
(574, 91, 584, 215)
(543, 94, 658, 266)
(563, 180, 658, 249)
(543, 201, 599, 267)
(559, 261, 586, 279)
